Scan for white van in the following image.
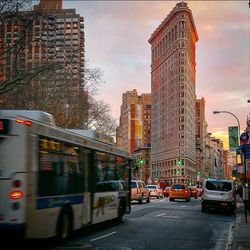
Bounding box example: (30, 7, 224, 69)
(201, 179, 236, 215)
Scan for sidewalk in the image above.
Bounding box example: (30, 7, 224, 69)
(231, 201, 250, 250)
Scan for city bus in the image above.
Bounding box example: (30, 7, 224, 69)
(0, 110, 131, 241)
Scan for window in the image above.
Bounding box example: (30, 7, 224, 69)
(172, 184, 185, 190)
(95, 152, 129, 192)
(38, 136, 86, 196)
(205, 181, 232, 191)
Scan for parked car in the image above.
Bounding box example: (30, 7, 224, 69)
(201, 179, 236, 215)
(189, 186, 198, 199)
(169, 183, 191, 202)
(163, 186, 171, 197)
(147, 185, 163, 199)
(131, 180, 150, 204)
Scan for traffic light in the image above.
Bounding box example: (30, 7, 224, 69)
(232, 176, 236, 181)
(177, 158, 183, 166)
(176, 169, 180, 175)
(138, 158, 145, 166)
(177, 158, 184, 166)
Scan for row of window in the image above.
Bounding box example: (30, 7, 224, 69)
(38, 136, 130, 196)
(152, 20, 187, 62)
(151, 168, 185, 177)
(56, 17, 79, 23)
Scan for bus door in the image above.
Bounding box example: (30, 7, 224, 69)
(81, 148, 91, 225)
(92, 154, 118, 224)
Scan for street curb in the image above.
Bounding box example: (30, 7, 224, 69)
(231, 202, 250, 250)
(230, 214, 239, 250)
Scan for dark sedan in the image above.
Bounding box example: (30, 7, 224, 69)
(189, 186, 198, 199)
(163, 186, 171, 197)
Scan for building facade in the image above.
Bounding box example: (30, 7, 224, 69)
(148, 2, 198, 185)
(0, 0, 85, 127)
(224, 150, 236, 180)
(210, 137, 224, 179)
(116, 89, 151, 154)
(195, 97, 206, 183)
(131, 147, 151, 183)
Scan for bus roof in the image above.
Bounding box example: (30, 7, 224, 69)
(67, 129, 115, 145)
(0, 110, 55, 126)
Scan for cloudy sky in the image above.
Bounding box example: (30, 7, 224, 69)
(63, 0, 250, 148)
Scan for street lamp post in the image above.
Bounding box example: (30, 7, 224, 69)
(213, 111, 240, 181)
(213, 111, 241, 144)
(213, 111, 248, 222)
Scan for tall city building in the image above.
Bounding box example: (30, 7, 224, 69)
(37, 0, 63, 10)
(148, 2, 198, 184)
(210, 137, 224, 179)
(224, 150, 235, 180)
(116, 89, 151, 154)
(195, 97, 206, 181)
(0, 0, 85, 127)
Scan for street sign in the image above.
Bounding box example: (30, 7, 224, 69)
(229, 126, 239, 148)
(240, 132, 249, 145)
(239, 145, 250, 158)
(245, 152, 250, 159)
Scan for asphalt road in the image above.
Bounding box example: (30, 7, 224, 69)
(48, 197, 236, 250)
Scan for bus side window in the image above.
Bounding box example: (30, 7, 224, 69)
(67, 161, 78, 193)
(39, 152, 62, 196)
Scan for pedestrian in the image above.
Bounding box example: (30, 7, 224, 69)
(237, 185, 243, 198)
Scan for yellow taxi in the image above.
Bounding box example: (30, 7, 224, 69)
(169, 183, 191, 202)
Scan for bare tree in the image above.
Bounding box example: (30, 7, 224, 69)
(0, 1, 117, 136)
(83, 61, 105, 96)
(0, 0, 31, 12)
(80, 96, 118, 138)
(0, 1, 64, 96)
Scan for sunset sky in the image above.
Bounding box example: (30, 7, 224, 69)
(63, 0, 250, 148)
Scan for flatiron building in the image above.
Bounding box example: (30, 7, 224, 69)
(148, 2, 198, 184)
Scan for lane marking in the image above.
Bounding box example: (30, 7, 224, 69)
(156, 213, 166, 217)
(163, 215, 180, 219)
(90, 231, 117, 242)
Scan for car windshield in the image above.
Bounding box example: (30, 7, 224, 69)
(205, 180, 232, 191)
(147, 185, 157, 189)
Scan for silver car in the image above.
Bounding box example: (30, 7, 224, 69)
(146, 184, 163, 199)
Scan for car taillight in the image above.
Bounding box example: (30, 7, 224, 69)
(137, 188, 141, 194)
(9, 190, 23, 200)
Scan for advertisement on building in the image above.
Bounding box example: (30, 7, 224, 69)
(135, 104, 142, 148)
